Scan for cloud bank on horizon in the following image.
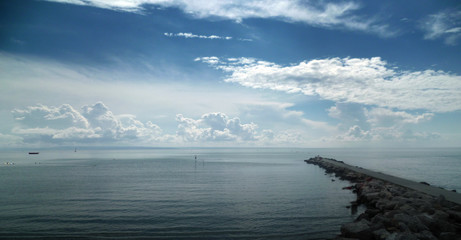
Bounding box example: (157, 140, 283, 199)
(1, 0, 460, 147)
(8, 102, 286, 146)
(4, 99, 441, 147)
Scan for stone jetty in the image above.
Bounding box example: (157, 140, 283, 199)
(305, 156, 461, 240)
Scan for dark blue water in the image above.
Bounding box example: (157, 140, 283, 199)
(1, 148, 459, 239)
(0, 148, 358, 239)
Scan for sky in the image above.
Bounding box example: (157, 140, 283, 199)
(1, 0, 460, 148)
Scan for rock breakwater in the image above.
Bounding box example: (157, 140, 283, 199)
(305, 156, 461, 240)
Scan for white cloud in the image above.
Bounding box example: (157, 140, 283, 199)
(10, 102, 300, 146)
(0, 52, 273, 128)
(326, 102, 440, 143)
(12, 104, 89, 129)
(45, 0, 393, 37)
(271, 130, 304, 144)
(175, 112, 259, 142)
(197, 56, 461, 113)
(194, 56, 220, 65)
(11, 102, 167, 144)
(366, 108, 434, 127)
(334, 125, 440, 144)
(164, 32, 233, 40)
(336, 125, 371, 141)
(421, 10, 461, 45)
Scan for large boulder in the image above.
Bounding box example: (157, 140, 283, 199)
(372, 228, 391, 240)
(341, 219, 373, 240)
(387, 232, 419, 240)
(439, 232, 461, 240)
(415, 230, 438, 240)
(392, 213, 428, 232)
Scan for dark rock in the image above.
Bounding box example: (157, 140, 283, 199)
(332, 237, 360, 240)
(371, 214, 392, 228)
(376, 200, 398, 211)
(372, 228, 391, 240)
(415, 230, 438, 240)
(392, 231, 419, 240)
(304, 156, 461, 240)
(356, 212, 371, 221)
(417, 214, 437, 231)
(434, 220, 457, 233)
(362, 192, 381, 202)
(447, 210, 461, 222)
(433, 195, 455, 209)
(340, 219, 373, 240)
(393, 213, 428, 232)
(365, 208, 381, 218)
(396, 222, 410, 232)
(439, 232, 461, 240)
(417, 201, 434, 214)
(399, 204, 417, 215)
(433, 210, 450, 221)
(383, 210, 401, 219)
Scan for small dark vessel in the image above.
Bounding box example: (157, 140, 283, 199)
(28, 152, 39, 155)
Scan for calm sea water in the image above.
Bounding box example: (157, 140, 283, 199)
(0, 148, 460, 239)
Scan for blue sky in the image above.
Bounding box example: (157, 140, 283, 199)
(1, 0, 460, 148)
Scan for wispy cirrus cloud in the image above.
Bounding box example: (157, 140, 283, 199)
(164, 32, 232, 40)
(421, 10, 461, 45)
(45, 0, 394, 37)
(195, 56, 461, 113)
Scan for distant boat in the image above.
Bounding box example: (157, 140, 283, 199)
(29, 152, 39, 155)
(74, 148, 77, 152)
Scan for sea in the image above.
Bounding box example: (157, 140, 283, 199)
(0, 148, 460, 239)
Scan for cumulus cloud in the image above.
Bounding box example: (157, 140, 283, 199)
(366, 108, 434, 127)
(12, 104, 89, 129)
(164, 32, 232, 40)
(5, 101, 444, 146)
(176, 112, 259, 142)
(45, 0, 393, 37)
(174, 111, 307, 145)
(421, 10, 461, 45)
(196, 56, 461, 113)
(336, 125, 371, 141)
(328, 103, 433, 129)
(11, 102, 166, 144)
(10, 102, 287, 145)
(335, 125, 440, 143)
(327, 102, 439, 143)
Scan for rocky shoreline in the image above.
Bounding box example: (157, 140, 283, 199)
(305, 156, 461, 240)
